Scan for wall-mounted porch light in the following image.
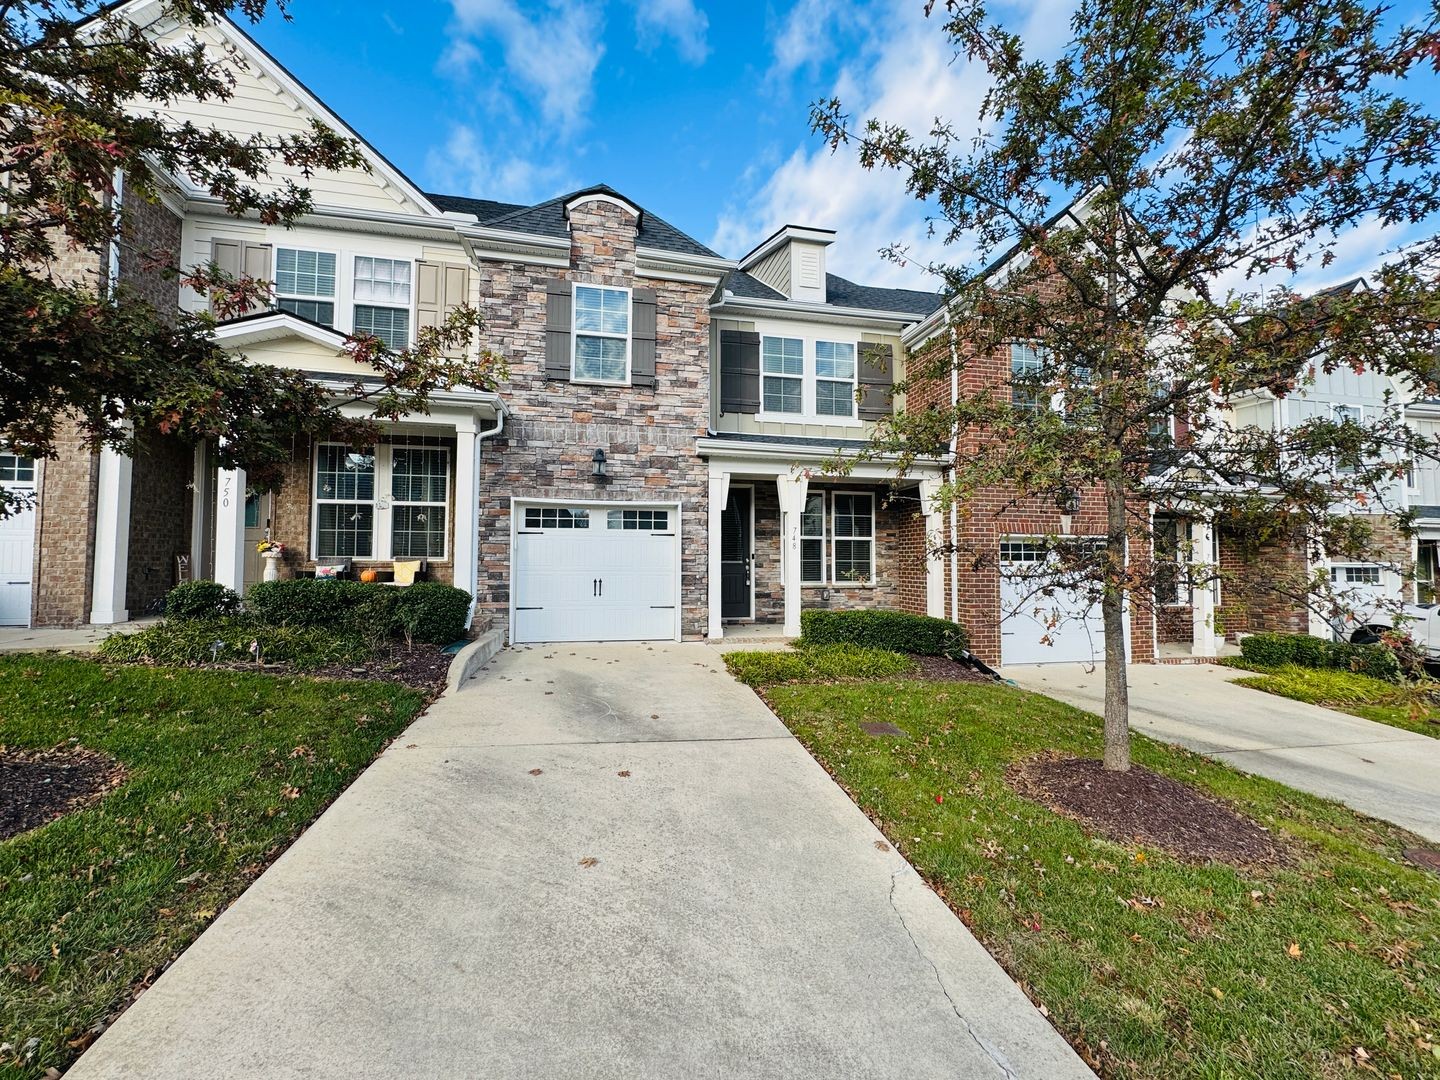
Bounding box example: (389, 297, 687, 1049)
(592, 448, 608, 482)
(1057, 487, 1081, 536)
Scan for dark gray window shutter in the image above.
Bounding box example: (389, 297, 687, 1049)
(544, 279, 572, 381)
(719, 330, 760, 414)
(631, 288, 657, 388)
(858, 341, 895, 420)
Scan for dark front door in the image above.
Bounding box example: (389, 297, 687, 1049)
(721, 488, 752, 619)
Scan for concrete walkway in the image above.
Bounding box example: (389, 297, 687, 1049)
(1004, 662, 1440, 843)
(0, 619, 153, 653)
(70, 643, 1091, 1080)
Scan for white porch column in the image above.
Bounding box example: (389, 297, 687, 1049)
(89, 443, 133, 624)
(1190, 518, 1217, 657)
(776, 473, 809, 638)
(214, 465, 246, 595)
(707, 470, 731, 640)
(452, 424, 480, 612)
(919, 476, 946, 619)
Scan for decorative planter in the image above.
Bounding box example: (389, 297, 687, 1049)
(262, 550, 284, 583)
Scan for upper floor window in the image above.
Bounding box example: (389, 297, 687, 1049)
(762, 336, 805, 414)
(815, 341, 856, 418)
(572, 285, 630, 383)
(275, 249, 337, 326)
(1010, 343, 1047, 411)
(353, 257, 411, 349)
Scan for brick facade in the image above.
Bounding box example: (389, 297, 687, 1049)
(1217, 524, 1310, 640)
(31, 423, 100, 626)
(473, 200, 713, 639)
(125, 429, 193, 615)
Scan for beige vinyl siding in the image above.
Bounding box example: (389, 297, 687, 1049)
(750, 247, 791, 296)
(146, 21, 427, 217)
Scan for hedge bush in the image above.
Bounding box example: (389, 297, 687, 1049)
(393, 582, 472, 645)
(724, 644, 916, 687)
(164, 580, 240, 621)
(1239, 632, 1404, 683)
(244, 579, 398, 639)
(799, 609, 968, 659)
(98, 617, 359, 669)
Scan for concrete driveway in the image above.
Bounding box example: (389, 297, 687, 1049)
(1004, 662, 1440, 842)
(70, 643, 1091, 1080)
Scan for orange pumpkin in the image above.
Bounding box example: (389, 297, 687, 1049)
(359, 568, 379, 584)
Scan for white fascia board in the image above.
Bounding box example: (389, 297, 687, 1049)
(212, 313, 350, 352)
(458, 225, 571, 268)
(636, 247, 735, 284)
(738, 225, 837, 269)
(183, 196, 467, 243)
(696, 437, 947, 473)
(712, 295, 915, 331)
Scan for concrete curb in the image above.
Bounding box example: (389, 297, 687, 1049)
(445, 629, 504, 694)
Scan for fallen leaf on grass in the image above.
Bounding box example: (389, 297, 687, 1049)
(1287, 942, 1303, 959)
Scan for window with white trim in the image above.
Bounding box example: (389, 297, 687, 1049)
(1331, 564, 1382, 586)
(315, 445, 375, 558)
(353, 257, 411, 349)
(572, 285, 630, 382)
(800, 493, 825, 584)
(1332, 403, 1363, 474)
(815, 341, 856, 418)
(524, 507, 590, 529)
(831, 492, 874, 582)
(391, 448, 448, 558)
(0, 454, 35, 482)
(762, 336, 803, 414)
(275, 249, 337, 326)
(1010, 343, 1047, 411)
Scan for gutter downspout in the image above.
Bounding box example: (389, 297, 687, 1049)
(465, 403, 507, 629)
(946, 307, 961, 624)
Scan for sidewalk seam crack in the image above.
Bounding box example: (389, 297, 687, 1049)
(887, 867, 1019, 1079)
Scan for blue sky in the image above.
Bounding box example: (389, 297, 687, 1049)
(248, 0, 1438, 292)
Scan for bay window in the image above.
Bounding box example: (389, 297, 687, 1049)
(275, 248, 337, 326)
(762, 336, 804, 413)
(353, 257, 412, 349)
(572, 285, 630, 382)
(815, 341, 856, 418)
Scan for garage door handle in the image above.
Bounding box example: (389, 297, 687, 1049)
(516, 606, 543, 611)
(650, 605, 674, 609)
(6, 580, 27, 585)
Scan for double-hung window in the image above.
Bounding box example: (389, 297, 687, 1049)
(390, 447, 448, 558)
(314, 445, 376, 558)
(0, 453, 35, 483)
(275, 249, 337, 326)
(572, 285, 630, 382)
(831, 493, 874, 582)
(353, 257, 412, 349)
(762, 336, 804, 414)
(815, 341, 856, 418)
(1010, 342, 1047, 411)
(800, 493, 826, 583)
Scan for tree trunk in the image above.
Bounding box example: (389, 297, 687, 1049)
(1101, 468, 1131, 771)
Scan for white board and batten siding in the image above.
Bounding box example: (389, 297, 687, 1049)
(510, 500, 683, 644)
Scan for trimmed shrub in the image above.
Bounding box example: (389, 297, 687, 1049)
(98, 617, 359, 669)
(245, 579, 397, 637)
(164, 580, 240, 621)
(799, 609, 969, 659)
(393, 583, 471, 645)
(1238, 631, 1404, 683)
(725, 644, 915, 687)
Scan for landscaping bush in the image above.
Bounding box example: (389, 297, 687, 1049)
(393, 582, 471, 645)
(164, 580, 240, 621)
(98, 617, 359, 669)
(725, 644, 915, 687)
(1238, 631, 1404, 682)
(245, 579, 398, 637)
(799, 609, 968, 659)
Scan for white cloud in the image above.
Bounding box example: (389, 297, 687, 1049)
(424, 124, 574, 205)
(770, 0, 841, 80)
(634, 0, 710, 64)
(443, 0, 605, 131)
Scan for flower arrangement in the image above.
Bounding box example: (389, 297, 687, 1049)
(256, 540, 286, 555)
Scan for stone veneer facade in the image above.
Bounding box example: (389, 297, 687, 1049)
(472, 200, 713, 639)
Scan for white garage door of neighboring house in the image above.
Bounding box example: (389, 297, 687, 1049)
(512, 501, 680, 644)
(0, 454, 37, 627)
(1329, 563, 1397, 622)
(999, 539, 1121, 666)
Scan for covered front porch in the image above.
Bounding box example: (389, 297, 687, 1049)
(699, 437, 948, 640)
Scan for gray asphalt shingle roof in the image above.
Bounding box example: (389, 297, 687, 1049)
(717, 270, 942, 319)
(427, 184, 721, 259)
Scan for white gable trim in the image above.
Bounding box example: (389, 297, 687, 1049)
(564, 192, 641, 220)
(212, 311, 350, 353)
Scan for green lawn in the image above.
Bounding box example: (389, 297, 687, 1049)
(1223, 661, 1440, 740)
(0, 655, 425, 1080)
(760, 676, 1440, 1079)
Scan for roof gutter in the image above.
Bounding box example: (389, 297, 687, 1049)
(712, 293, 922, 327)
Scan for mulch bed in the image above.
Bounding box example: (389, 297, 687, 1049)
(1008, 755, 1285, 865)
(913, 655, 996, 683)
(309, 641, 452, 693)
(1, 746, 127, 841)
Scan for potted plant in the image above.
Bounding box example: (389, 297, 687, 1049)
(256, 539, 286, 583)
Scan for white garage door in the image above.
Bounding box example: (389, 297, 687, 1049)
(999, 539, 1116, 666)
(512, 502, 679, 643)
(0, 454, 37, 626)
(1329, 563, 1397, 623)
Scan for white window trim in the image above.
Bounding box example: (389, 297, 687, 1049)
(390, 446, 450, 561)
(754, 330, 865, 427)
(830, 490, 876, 585)
(311, 444, 453, 564)
(274, 245, 339, 327)
(571, 283, 632, 385)
(272, 245, 416, 347)
(814, 340, 859, 420)
(800, 491, 826, 585)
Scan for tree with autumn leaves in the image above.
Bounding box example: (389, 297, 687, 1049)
(815, 0, 1440, 769)
(0, 0, 501, 518)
